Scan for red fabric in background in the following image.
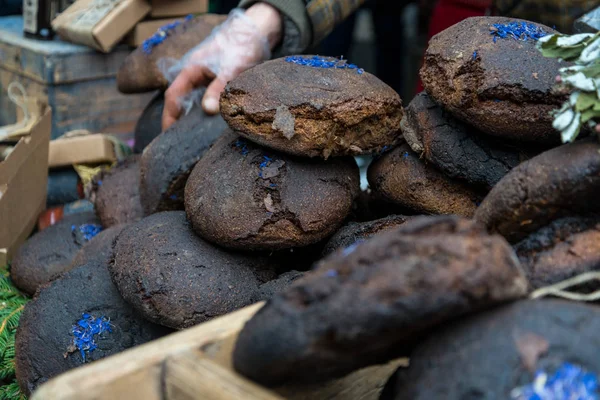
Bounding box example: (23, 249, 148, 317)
(416, 0, 492, 93)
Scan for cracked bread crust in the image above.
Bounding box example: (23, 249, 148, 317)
(367, 144, 482, 217)
(117, 14, 227, 94)
(474, 139, 600, 243)
(514, 216, 600, 289)
(403, 93, 538, 189)
(420, 17, 565, 143)
(220, 56, 404, 159)
(109, 211, 278, 329)
(233, 216, 528, 386)
(184, 130, 360, 251)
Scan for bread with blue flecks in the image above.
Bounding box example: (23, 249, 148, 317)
(15, 225, 171, 396)
(184, 129, 360, 251)
(10, 212, 102, 296)
(381, 300, 600, 400)
(117, 14, 227, 94)
(220, 56, 404, 159)
(420, 17, 566, 143)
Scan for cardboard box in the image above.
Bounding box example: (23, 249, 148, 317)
(0, 104, 51, 266)
(52, 0, 151, 53)
(126, 17, 179, 46)
(149, 0, 207, 18)
(48, 134, 117, 168)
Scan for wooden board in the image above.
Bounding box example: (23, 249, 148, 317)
(32, 302, 408, 400)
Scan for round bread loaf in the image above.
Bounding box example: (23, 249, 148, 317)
(11, 212, 102, 295)
(474, 139, 600, 242)
(133, 92, 164, 153)
(402, 92, 537, 189)
(185, 130, 360, 251)
(420, 17, 565, 143)
(382, 300, 600, 400)
(109, 211, 279, 329)
(139, 104, 227, 215)
(91, 155, 144, 228)
(117, 14, 226, 94)
(322, 215, 413, 256)
(220, 56, 403, 158)
(233, 216, 527, 386)
(368, 144, 482, 217)
(256, 270, 304, 302)
(514, 216, 600, 290)
(15, 225, 171, 395)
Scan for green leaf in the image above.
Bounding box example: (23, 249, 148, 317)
(576, 92, 598, 112)
(582, 108, 600, 123)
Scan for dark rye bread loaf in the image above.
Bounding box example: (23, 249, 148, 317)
(139, 104, 227, 215)
(185, 131, 360, 251)
(11, 212, 102, 295)
(322, 215, 413, 256)
(421, 17, 565, 143)
(514, 216, 600, 290)
(117, 14, 227, 94)
(383, 300, 600, 400)
(475, 139, 600, 243)
(15, 226, 171, 395)
(133, 92, 164, 154)
(233, 216, 528, 386)
(367, 144, 482, 217)
(109, 212, 279, 329)
(402, 92, 538, 189)
(91, 155, 144, 228)
(220, 56, 404, 158)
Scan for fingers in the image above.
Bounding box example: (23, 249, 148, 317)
(202, 77, 227, 115)
(162, 64, 210, 130)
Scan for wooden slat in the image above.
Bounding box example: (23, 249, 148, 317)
(164, 351, 283, 400)
(0, 16, 132, 85)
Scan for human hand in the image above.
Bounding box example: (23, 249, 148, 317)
(161, 3, 282, 130)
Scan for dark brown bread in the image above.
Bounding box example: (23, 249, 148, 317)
(91, 155, 144, 228)
(475, 139, 600, 243)
(421, 17, 565, 143)
(139, 105, 227, 215)
(185, 130, 360, 251)
(322, 215, 413, 256)
(403, 92, 538, 189)
(11, 213, 101, 296)
(133, 92, 164, 153)
(233, 216, 528, 386)
(109, 211, 279, 329)
(383, 300, 600, 400)
(220, 56, 404, 158)
(368, 144, 482, 217)
(514, 216, 600, 290)
(15, 225, 171, 395)
(117, 14, 227, 94)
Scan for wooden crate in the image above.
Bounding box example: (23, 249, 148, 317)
(32, 302, 408, 400)
(0, 16, 154, 139)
